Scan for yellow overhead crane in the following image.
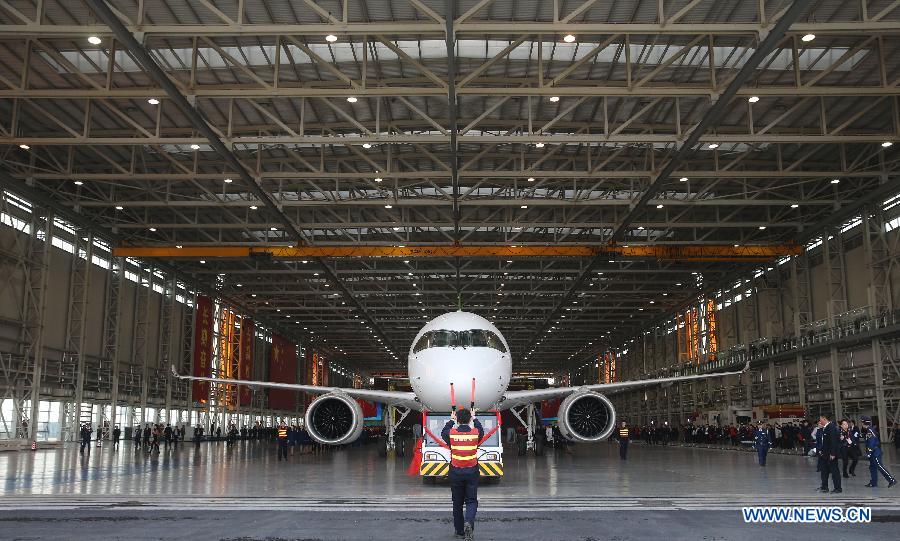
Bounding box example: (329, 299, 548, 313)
(112, 244, 803, 262)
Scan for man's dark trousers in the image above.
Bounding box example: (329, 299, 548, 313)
(820, 456, 841, 490)
(449, 467, 479, 534)
(619, 440, 628, 460)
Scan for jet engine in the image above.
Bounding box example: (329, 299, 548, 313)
(557, 391, 617, 443)
(304, 392, 364, 445)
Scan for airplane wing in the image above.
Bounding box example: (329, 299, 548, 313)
(495, 361, 750, 411)
(171, 365, 424, 411)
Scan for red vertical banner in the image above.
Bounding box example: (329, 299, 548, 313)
(192, 295, 213, 405)
(304, 349, 316, 407)
(239, 318, 255, 406)
(269, 333, 297, 411)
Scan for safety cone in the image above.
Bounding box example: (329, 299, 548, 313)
(31, 441, 36, 451)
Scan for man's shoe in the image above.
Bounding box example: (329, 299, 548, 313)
(843, 474, 849, 478)
(816, 487, 829, 492)
(888, 480, 897, 488)
(830, 489, 842, 493)
(865, 482, 876, 487)
(464, 522, 473, 541)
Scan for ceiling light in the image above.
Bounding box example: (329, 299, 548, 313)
(758, 226, 767, 230)
(115, 205, 123, 210)
(199, 260, 206, 264)
(347, 96, 358, 103)
(883, 141, 894, 148)
(385, 204, 393, 209)
(88, 36, 102, 45)
(656, 204, 664, 209)
(831, 179, 840, 184)
(708, 143, 719, 149)
(362, 143, 372, 149)
(535, 142, 545, 148)
(563, 34, 576, 43)
(301, 260, 307, 264)
(801, 33, 816, 42)
(637, 226, 645, 230)
(74, 180, 83, 186)
(19, 144, 29, 150)
(249, 205, 258, 210)
(527, 177, 535, 182)
(520, 205, 528, 209)
(148, 98, 160, 105)
(374, 177, 383, 182)
(679, 177, 688, 182)
(149, 227, 157, 232)
(175, 245, 183, 249)
(748, 96, 760, 103)
(790, 203, 799, 209)
(236, 283, 242, 287)
(190, 144, 200, 150)
(325, 34, 338, 43)
(270, 227, 277, 231)
(549, 96, 560, 102)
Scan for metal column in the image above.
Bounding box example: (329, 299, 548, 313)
(64, 232, 93, 441)
(22, 210, 53, 441)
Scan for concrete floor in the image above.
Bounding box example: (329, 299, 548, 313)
(1, 440, 898, 540)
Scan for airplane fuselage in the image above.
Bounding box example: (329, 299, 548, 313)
(407, 311, 512, 411)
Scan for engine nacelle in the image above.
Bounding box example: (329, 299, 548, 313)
(304, 392, 364, 445)
(557, 391, 617, 443)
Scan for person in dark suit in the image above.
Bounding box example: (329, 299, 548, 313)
(817, 414, 842, 493)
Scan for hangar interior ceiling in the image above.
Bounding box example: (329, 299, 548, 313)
(1, 0, 899, 374)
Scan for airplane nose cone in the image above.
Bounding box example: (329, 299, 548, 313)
(409, 348, 510, 411)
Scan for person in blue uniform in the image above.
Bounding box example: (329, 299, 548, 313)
(753, 422, 770, 466)
(442, 408, 484, 541)
(860, 416, 896, 488)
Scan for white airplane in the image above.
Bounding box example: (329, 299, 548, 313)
(172, 311, 748, 448)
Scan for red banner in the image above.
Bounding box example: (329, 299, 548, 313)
(239, 318, 255, 406)
(269, 333, 297, 411)
(192, 295, 214, 405)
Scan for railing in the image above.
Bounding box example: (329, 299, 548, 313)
(646, 308, 900, 379)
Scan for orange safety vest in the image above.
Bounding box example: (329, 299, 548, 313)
(619, 427, 629, 439)
(278, 427, 288, 439)
(448, 427, 479, 468)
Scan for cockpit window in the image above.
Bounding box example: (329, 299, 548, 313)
(412, 329, 507, 354)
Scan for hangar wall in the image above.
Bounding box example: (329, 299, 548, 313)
(0, 194, 306, 442)
(605, 209, 900, 430)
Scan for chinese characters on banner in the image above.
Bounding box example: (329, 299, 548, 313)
(192, 295, 214, 404)
(239, 318, 255, 406)
(269, 333, 297, 410)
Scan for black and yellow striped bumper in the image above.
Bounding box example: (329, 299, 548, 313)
(479, 461, 504, 476)
(420, 462, 450, 476)
(420, 461, 504, 476)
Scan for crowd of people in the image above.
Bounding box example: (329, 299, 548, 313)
(622, 420, 822, 452)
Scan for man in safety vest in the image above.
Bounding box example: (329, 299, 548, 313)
(276, 423, 289, 462)
(441, 408, 484, 541)
(617, 420, 630, 460)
